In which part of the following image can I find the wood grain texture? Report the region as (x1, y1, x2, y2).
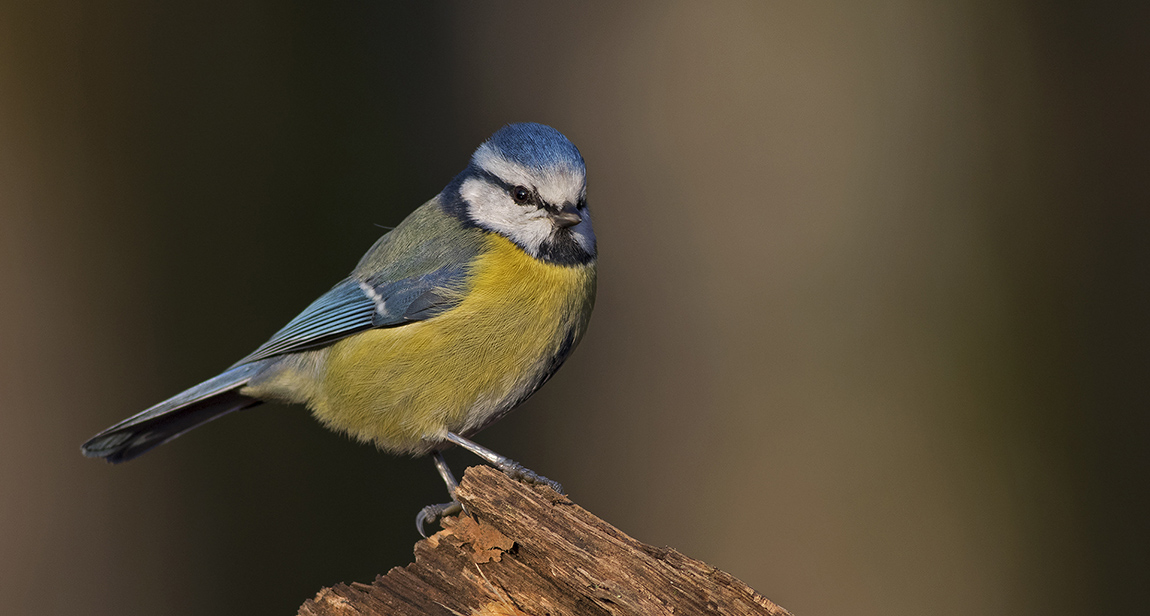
(299, 466, 791, 616)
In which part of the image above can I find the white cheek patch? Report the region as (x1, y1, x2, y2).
(472, 146, 585, 207)
(460, 177, 554, 257)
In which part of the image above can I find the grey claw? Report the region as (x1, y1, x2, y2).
(539, 476, 564, 494)
(416, 500, 463, 537)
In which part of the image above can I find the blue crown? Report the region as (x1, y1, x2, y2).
(484, 123, 584, 171)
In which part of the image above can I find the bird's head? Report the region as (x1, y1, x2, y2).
(447, 123, 595, 265)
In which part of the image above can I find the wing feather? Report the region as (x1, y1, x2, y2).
(235, 201, 487, 364)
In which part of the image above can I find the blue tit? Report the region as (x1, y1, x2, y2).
(82, 123, 596, 530)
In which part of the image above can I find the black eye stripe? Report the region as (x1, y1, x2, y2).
(474, 169, 541, 206)
(471, 168, 583, 212)
(475, 169, 516, 192)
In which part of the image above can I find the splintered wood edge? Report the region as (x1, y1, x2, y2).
(298, 466, 791, 616)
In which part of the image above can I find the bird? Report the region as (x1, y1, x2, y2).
(81, 122, 597, 533)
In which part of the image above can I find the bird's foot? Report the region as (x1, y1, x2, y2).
(495, 459, 564, 495)
(443, 432, 565, 495)
(415, 500, 463, 538)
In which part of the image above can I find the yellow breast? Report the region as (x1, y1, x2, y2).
(308, 234, 595, 454)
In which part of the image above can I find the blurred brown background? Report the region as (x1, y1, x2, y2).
(2, 2, 1147, 615)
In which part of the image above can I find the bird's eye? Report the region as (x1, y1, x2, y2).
(510, 185, 532, 205)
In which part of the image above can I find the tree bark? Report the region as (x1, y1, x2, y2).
(299, 466, 792, 616)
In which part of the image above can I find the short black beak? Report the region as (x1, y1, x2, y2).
(550, 203, 582, 229)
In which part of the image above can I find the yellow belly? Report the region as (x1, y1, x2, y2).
(305, 234, 594, 454)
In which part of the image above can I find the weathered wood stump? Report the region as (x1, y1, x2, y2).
(299, 466, 791, 616)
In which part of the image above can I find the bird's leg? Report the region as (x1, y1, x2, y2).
(432, 449, 460, 496)
(415, 450, 464, 537)
(445, 432, 564, 494)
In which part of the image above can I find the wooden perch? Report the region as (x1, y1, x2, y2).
(299, 466, 791, 616)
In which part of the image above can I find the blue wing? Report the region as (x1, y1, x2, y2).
(235, 279, 377, 364)
(366, 263, 470, 326)
(235, 266, 470, 365)
(234, 201, 486, 365)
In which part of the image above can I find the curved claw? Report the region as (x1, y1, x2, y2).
(415, 500, 463, 538)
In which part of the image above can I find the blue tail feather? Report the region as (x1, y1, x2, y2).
(81, 363, 265, 463)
